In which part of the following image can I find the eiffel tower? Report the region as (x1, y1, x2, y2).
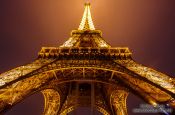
(0, 2, 175, 115)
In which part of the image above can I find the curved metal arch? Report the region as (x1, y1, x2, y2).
(42, 67, 173, 106)
(34, 65, 175, 96)
(3, 58, 174, 100)
(95, 106, 110, 115)
(0, 66, 174, 113)
(9, 66, 172, 104)
(47, 77, 168, 106)
(60, 105, 110, 115)
(60, 106, 75, 115)
(39, 67, 172, 114)
(0, 67, 117, 113)
(42, 67, 174, 97)
(0, 65, 122, 89)
(47, 75, 170, 108)
(42, 89, 60, 115)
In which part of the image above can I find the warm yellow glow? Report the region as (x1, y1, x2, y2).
(78, 3, 95, 30)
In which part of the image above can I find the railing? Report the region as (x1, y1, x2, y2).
(38, 47, 132, 60)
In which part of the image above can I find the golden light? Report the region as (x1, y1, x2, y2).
(78, 2, 95, 30)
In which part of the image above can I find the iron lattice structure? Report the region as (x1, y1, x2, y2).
(0, 3, 175, 115)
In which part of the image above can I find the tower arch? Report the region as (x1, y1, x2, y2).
(0, 2, 174, 115)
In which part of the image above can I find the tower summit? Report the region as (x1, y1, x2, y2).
(78, 2, 95, 30)
(60, 2, 111, 48)
(0, 2, 174, 115)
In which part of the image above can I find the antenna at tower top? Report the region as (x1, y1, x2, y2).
(78, 2, 95, 30)
(86, 0, 91, 3)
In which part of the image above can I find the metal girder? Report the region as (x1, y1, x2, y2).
(0, 58, 174, 114)
(58, 83, 111, 115)
(0, 2, 174, 115)
(117, 60, 175, 94)
(42, 89, 60, 115)
(114, 73, 171, 102)
(0, 59, 55, 88)
(0, 72, 55, 114)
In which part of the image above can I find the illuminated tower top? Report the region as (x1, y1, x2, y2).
(60, 2, 111, 48)
(78, 3, 95, 30)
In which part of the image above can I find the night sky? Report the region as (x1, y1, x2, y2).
(0, 0, 175, 115)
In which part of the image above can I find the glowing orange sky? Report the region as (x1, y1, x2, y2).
(0, 0, 175, 115)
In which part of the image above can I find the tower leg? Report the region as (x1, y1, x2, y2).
(111, 90, 128, 115)
(42, 89, 60, 115)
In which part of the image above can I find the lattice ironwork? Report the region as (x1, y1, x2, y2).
(0, 2, 174, 115)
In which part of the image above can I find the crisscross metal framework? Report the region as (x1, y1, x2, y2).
(0, 2, 175, 115)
